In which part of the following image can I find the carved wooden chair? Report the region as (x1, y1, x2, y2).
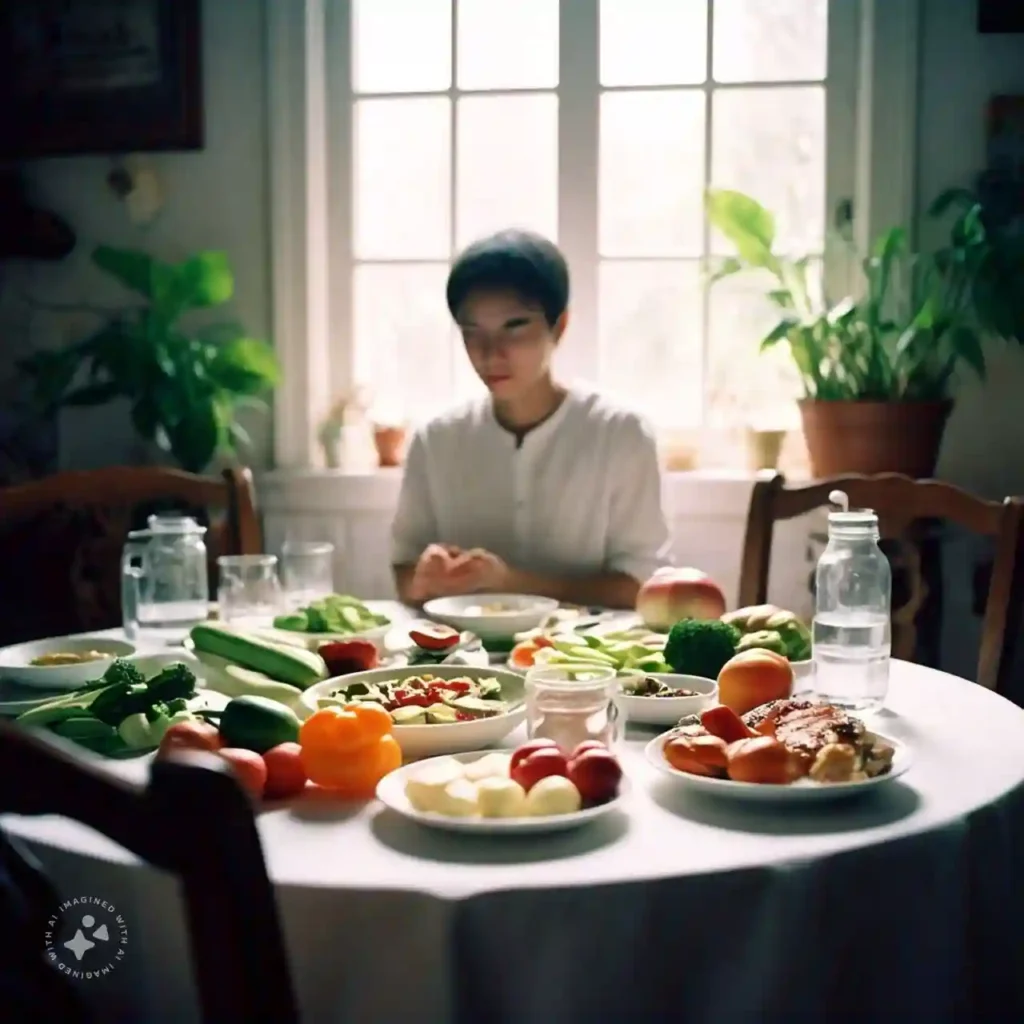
(0, 722, 299, 1023)
(0, 467, 262, 645)
(739, 472, 1024, 693)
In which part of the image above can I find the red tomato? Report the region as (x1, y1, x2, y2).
(509, 738, 559, 772)
(567, 749, 622, 805)
(218, 748, 267, 800)
(510, 748, 569, 792)
(262, 742, 308, 800)
(157, 721, 222, 759)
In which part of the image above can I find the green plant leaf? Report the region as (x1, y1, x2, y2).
(759, 318, 800, 351)
(175, 252, 234, 308)
(948, 325, 986, 379)
(165, 401, 220, 473)
(705, 189, 778, 271)
(928, 187, 977, 219)
(92, 246, 175, 301)
(707, 257, 744, 286)
(208, 337, 281, 394)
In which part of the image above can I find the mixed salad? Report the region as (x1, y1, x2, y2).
(620, 676, 699, 698)
(317, 673, 509, 726)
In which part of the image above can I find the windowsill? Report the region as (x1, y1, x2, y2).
(255, 466, 803, 518)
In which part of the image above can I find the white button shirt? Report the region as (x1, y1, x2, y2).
(391, 388, 673, 583)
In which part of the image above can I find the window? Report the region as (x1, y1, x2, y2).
(298, 0, 857, 466)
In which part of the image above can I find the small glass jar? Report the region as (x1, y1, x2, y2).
(281, 540, 335, 604)
(217, 554, 283, 629)
(523, 664, 620, 750)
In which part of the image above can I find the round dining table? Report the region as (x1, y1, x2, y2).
(4, 624, 1024, 1023)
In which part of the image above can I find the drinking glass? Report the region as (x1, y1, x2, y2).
(523, 664, 620, 749)
(281, 540, 335, 604)
(217, 554, 283, 628)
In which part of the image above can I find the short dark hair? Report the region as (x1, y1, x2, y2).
(445, 229, 570, 327)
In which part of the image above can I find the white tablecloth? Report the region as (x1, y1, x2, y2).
(5, 644, 1024, 1022)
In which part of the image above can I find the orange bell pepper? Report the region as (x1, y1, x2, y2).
(299, 703, 401, 797)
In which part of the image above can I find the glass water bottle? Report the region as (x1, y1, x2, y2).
(812, 490, 892, 712)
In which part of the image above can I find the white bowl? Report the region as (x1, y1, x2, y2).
(791, 658, 813, 692)
(422, 594, 559, 642)
(0, 637, 136, 691)
(299, 664, 526, 761)
(616, 673, 717, 726)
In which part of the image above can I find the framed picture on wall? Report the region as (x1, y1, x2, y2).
(978, 0, 1024, 34)
(0, 0, 203, 158)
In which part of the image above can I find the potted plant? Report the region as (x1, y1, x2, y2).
(20, 245, 280, 474)
(705, 188, 1021, 478)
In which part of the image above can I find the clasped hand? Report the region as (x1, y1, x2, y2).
(410, 544, 509, 603)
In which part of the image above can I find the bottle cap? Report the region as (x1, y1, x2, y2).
(826, 490, 877, 529)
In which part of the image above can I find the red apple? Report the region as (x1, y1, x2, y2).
(509, 738, 560, 773)
(567, 749, 622, 805)
(510, 748, 569, 792)
(636, 567, 727, 631)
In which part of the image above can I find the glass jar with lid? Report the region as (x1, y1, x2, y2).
(811, 490, 892, 712)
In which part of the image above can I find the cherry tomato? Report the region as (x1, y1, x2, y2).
(509, 738, 559, 772)
(218, 748, 268, 799)
(262, 742, 308, 800)
(157, 721, 222, 759)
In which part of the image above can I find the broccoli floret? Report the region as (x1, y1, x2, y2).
(664, 619, 741, 679)
(146, 662, 198, 703)
(101, 658, 146, 689)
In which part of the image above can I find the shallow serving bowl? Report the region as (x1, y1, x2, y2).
(299, 664, 526, 761)
(616, 673, 717, 727)
(422, 594, 559, 642)
(0, 637, 136, 691)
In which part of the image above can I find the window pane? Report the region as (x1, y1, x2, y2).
(354, 98, 451, 260)
(706, 262, 821, 428)
(600, 91, 705, 257)
(353, 264, 455, 423)
(713, 0, 827, 83)
(457, 0, 558, 91)
(352, 0, 452, 94)
(598, 261, 703, 428)
(456, 95, 558, 247)
(711, 87, 825, 255)
(600, 0, 707, 87)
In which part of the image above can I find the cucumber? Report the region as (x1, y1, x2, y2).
(190, 622, 327, 687)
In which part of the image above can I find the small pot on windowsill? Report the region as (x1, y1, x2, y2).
(373, 424, 407, 468)
(744, 427, 786, 472)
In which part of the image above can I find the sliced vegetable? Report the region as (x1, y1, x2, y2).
(190, 622, 327, 687)
(409, 625, 460, 651)
(272, 594, 390, 636)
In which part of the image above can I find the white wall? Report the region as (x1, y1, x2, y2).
(0, 0, 272, 470)
(919, 0, 1024, 500)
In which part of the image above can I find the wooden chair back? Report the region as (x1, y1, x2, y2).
(0, 723, 299, 1023)
(0, 467, 261, 645)
(739, 472, 1024, 693)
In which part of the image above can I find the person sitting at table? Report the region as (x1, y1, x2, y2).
(391, 228, 673, 609)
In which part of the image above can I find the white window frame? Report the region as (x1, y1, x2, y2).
(268, 0, 920, 471)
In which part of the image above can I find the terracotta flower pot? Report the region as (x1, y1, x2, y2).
(798, 399, 953, 479)
(373, 425, 407, 467)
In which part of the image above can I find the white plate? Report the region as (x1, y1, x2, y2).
(247, 623, 392, 653)
(616, 674, 717, 726)
(0, 653, 221, 719)
(300, 665, 526, 761)
(422, 594, 559, 642)
(645, 729, 912, 803)
(376, 750, 628, 834)
(0, 637, 137, 691)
